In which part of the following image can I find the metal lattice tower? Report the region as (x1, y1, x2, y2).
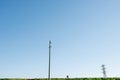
(101, 64, 107, 78)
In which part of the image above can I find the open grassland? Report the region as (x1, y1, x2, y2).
(0, 78, 120, 80)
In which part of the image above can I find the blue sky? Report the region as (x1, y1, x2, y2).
(0, 0, 120, 78)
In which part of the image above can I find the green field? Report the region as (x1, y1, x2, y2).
(0, 78, 120, 80)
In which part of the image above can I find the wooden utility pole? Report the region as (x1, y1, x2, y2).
(48, 40, 51, 80)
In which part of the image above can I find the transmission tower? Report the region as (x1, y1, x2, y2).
(101, 64, 107, 78)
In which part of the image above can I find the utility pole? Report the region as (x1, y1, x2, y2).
(101, 64, 107, 78)
(48, 40, 51, 80)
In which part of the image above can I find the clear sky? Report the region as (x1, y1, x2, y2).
(0, 0, 120, 78)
